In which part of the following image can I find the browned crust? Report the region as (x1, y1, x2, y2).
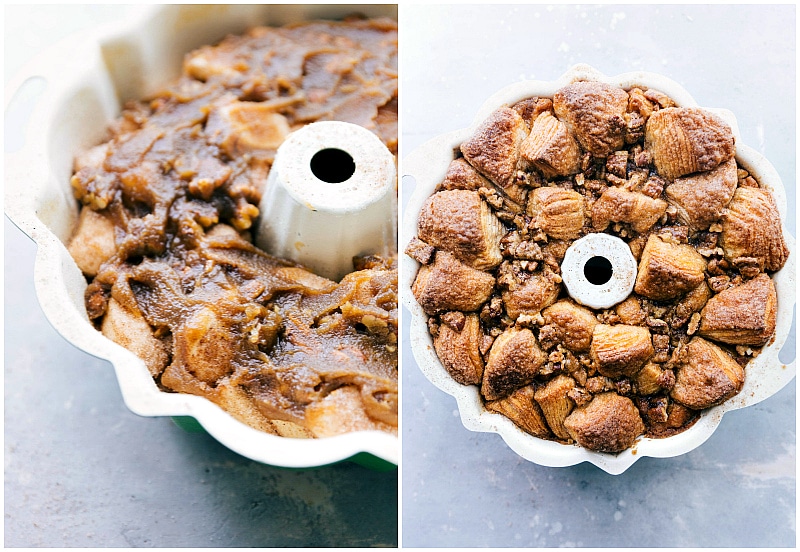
(520, 111, 582, 178)
(553, 81, 629, 157)
(417, 189, 504, 270)
(439, 158, 493, 192)
(482, 327, 546, 400)
(645, 107, 735, 180)
(666, 158, 737, 231)
(486, 384, 553, 439)
(564, 392, 645, 452)
(528, 186, 585, 240)
(433, 313, 485, 385)
(698, 273, 778, 346)
(541, 300, 597, 353)
(460, 107, 528, 189)
(591, 324, 654, 378)
(634, 234, 707, 301)
(670, 337, 745, 409)
(501, 269, 561, 320)
(411, 250, 495, 315)
(408, 81, 787, 454)
(591, 187, 667, 234)
(534, 374, 577, 440)
(720, 187, 789, 272)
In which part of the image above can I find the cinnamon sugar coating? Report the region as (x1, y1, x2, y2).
(439, 158, 493, 192)
(591, 187, 667, 234)
(417, 189, 504, 270)
(482, 327, 546, 400)
(720, 187, 789, 273)
(534, 374, 577, 440)
(433, 313, 485, 385)
(486, 385, 552, 438)
(528, 187, 585, 240)
(501, 269, 561, 320)
(634, 234, 707, 301)
(564, 392, 645, 453)
(553, 81, 629, 157)
(698, 273, 777, 346)
(541, 300, 597, 353)
(671, 337, 745, 409)
(520, 111, 582, 178)
(666, 158, 738, 231)
(645, 107, 735, 180)
(460, 107, 528, 190)
(590, 324, 654, 378)
(412, 250, 495, 315)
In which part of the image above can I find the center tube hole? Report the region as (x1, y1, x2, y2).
(310, 148, 356, 183)
(584, 256, 613, 285)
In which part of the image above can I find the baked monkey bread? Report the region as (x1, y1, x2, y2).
(407, 80, 788, 453)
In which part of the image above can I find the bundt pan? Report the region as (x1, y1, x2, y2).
(400, 64, 795, 474)
(5, 4, 398, 470)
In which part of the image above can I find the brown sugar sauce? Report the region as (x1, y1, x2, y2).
(68, 17, 398, 438)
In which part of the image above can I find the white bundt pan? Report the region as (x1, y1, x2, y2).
(401, 64, 795, 475)
(5, 4, 398, 470)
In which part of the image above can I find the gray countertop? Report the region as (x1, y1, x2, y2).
(399, 4, 795, 548)
(4, 5, 396, 547)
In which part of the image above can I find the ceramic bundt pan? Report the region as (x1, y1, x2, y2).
(400, 64, 795, 475)
(5, 4, 398, 470)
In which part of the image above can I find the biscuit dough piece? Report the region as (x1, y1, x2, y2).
(533, 374, 577, 440)
(412, 250, 495, 315)
(635, 362, 666, 396)
(101, 298, 170, 378)
(553, 81, 629, 157)
(501, 269, 561, 320)
(645, 107, 736, 180)
(460, 107, 529, 190)
(591, 324, 654, 378)
(439, 158, 493, 192)
(527, 187, 585, 241)
(698, 273, 778, 346)
(591, 187, 667, 234)
(304, 386, 396, 438)
(541, 299, 598, 353)
(645, 401, 698, 439)
(615, 296, 647, 326)
(68, 208, 117, 277)
(666, 158, 738, 231)
(720, 187, 789, 273)
(486, 385, 552, 439)
(520, 111, 582, 178)
(205, 100, 291, 156)
(417, 189, 505, 270)
(433, 313, 485, 386)
(671, 337, 745, 409)
(172, 306, 237, 384)
(634, 234, 707, 301)
(481, 327, 546, 400)
(439, 157, 527, 213)
(564, 392, 645, 452)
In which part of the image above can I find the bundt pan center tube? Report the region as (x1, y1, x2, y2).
(561, 233, 638, 310)
(256, 121, 397, 282)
